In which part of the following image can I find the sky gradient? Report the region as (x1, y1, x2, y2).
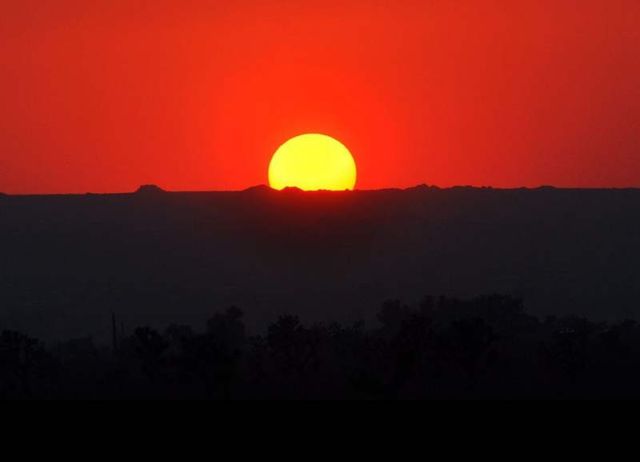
(1, 0, 639, 194)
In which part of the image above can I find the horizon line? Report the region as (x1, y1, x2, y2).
(2, 183, 640, 197)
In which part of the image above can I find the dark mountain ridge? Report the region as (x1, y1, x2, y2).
(1, 186, 639, 343)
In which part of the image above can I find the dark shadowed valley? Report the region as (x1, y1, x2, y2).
(1, 186, 639, 343)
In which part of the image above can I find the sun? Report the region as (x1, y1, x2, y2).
(269, 134, 357, 191)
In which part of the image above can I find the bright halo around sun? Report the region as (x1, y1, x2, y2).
(269, 134, 357, 191)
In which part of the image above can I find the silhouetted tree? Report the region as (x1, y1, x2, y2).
(0, 330, 54, 398)
(263, 315, 328, 398)
(438, 318, 496, 392)
(130, 327, 169, 384)
(180, 307, 247, 399)
(4, 295, 640, 399)
(542, 316, 597, 391)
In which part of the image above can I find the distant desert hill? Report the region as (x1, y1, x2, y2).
(135, 184, 167, 195)
(1, 186, 639, 342)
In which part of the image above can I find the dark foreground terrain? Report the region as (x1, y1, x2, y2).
(3, 295, 640, 399)
(2, 186, 640, 399)
(1, 186, 639, 344)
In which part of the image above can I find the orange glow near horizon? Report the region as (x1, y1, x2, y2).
(1, 1, 640, 194)
(269, 134, 357, 191)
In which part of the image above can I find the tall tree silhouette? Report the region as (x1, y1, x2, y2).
(0, 331, 52, 398)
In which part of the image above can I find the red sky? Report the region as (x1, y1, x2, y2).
(1, 0, 639, 194)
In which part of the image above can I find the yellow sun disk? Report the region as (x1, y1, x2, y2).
(269, 134, 357, 191)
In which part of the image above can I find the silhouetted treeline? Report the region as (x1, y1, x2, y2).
(3, 295, 640, 399)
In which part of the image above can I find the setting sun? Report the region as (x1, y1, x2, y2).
(268, 134, 357, 191)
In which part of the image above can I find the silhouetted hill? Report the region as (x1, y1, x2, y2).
(1, 186, 639, 342)
(135, 184, 166, 195)
(243, 184, 271, 193)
